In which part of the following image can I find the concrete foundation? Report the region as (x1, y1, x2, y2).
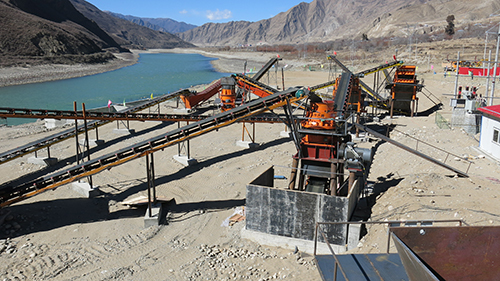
(71, 182, 100, 198)
(347, 224, 362, 251)
(113, 128, 135, 135)
(44, 119, 71, 129)
(79, 138, 105, 147)
(451, 108, 480, 135)
(280, 131, 291, 138)
(241, 227, 343, 255)
(246, 167, 362, 248)
(236, 140, 259, 149)
(173, 155, 198, 166)
(113, 105, 128, 112)
(144, 203, 163, 228)
(27, 157, 58, 166)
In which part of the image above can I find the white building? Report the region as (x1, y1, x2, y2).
(478, 105, 500, 160)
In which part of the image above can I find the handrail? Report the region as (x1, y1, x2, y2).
(389, 126, 474, 174)
(355, 123, 470, 177)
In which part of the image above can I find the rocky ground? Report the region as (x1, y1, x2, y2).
(0, 47, 498, 280)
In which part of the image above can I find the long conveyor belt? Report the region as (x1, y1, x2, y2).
(252, 57, 281, 81)
(310, 59, 403, 94)
(0, 107, 282, 123)
(234, 73, 278, 97)
(327, 55, 395, 104)
(0, 87, 307, 207)
(0, 89, 190, 165)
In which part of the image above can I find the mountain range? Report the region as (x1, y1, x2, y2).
(0, 0, 193, 66)
(2, 0, 500, 67)
(177, 0, 500, 46)
(104, 11, 197, 34)
(69, 0, 194, 50)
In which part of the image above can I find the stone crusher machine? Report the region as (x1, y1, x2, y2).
(387, 65, 424, 117)
(245, 72, 373, 252)
(289, 72, 370, 196)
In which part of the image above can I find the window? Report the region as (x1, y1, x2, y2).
(494, 128, 499, 144)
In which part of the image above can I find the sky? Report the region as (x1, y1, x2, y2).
(86, 0, 313, 26)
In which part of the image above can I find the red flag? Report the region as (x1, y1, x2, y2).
(107, 100, 112, 108)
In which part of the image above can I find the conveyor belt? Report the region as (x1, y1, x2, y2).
(333, 73, 353, 117)
(310, 80, 336, 92)
(310, 61, 403, 93)
(179, 80, 222, 109)
(252, 57, 281, 81)
(0, 107, 208, 122)
(0, 89, 189, 165)
(356, 60, 404, 77)
(0, 88, 307, 207)
(234, 74, 278, 97)
(327, 55, 390, 104)
(179, 57, 281, 110)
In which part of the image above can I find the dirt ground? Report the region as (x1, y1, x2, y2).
(0, 50, 499, 280)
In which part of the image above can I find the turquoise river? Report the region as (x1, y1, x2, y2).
(0, 53, 229, 125)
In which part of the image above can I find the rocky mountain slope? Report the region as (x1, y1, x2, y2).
(0, 0, 124, 66)
(178, 0, 500, 46)
(70, 0, 195, 50)
(105, 12, 197, 34)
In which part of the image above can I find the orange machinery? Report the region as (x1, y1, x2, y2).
(179, 57, 281, 111)
(389, 65, 421, 117)
(220, 77, 237, 111)
(289, 73, 371, 196)
(180, 80, 222, 110)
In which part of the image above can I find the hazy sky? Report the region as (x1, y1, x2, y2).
(86, 0, 312, 26)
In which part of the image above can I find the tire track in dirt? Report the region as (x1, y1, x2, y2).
(1, 226, 160, 280)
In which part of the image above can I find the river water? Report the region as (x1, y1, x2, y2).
(0, 53, 229, 125)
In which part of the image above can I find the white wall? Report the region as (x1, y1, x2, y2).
(480, 115, 500, 160)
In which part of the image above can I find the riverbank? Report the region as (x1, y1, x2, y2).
(0, 51, 139, 88)
(0, 48, 271, 88)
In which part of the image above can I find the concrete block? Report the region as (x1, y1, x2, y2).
(241, 227, 345, 255)
(44, 118, 71, 129)
(347, 223, 362, 251)
(173, 155, 198, 166)
(280, 131, 291, 138)
(113, 128, 135, 135)
(79, 138, 105, 147)
(246, 183, 353, 246)
(144, 203, 163, 228)
(28, 157, 58, 166)
(113, 105, 128, 112)
(173, 108, 192, 114)
(71, 182, 101, 198)
(236, 140, 259, 149)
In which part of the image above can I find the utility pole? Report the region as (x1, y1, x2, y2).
(486, 50, 492, 99)
(454, 52, 460, 99)
(490, 24, 500, 106)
